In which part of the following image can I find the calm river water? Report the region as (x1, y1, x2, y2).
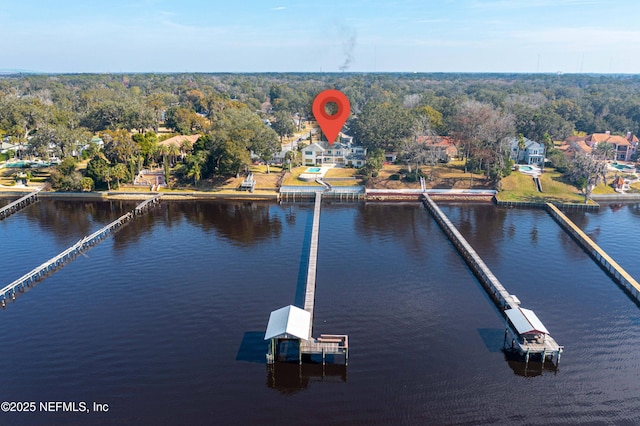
(1, 199, 640, 425)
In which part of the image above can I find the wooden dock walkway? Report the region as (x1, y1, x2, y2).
(0, 189, 40, 220)
(304, 192, 322, 336)
(422, 194, 519, 310)
(299, 192, 349, 364)
(547, 203, 640, 304)
(134, 193, 162, 214)
(422, 193, 562, 365)
(1, 195, 162, 306)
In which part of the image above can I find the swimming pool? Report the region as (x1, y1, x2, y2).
(305, 167, 322, 173)
(519, 166, 533, 172)
(612, 163, 636, 172)
(3, 161, 29, 168)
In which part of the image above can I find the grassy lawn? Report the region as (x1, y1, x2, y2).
(324, 167, 357, 178)
(629, 182, 640, 193)
(428, 160, 490, 189)
(282, 167, 323, 187)
(249, 164, 283, 174)
(497, 168, 587, 203)
(367, 160, 490, 190)
(592, 181, 617, 194)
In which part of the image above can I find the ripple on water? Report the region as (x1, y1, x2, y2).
(2, 201, 640, 424)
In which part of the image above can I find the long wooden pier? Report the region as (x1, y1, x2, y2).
(298, 192, 349, 364)
(547, 203, 640, 303)
(0, 189, 40, 220)
(1, 195, 162, 306)
(422, 193, 562, 365)
(266, 192, 348, 365)
(303, 192, 322, 335)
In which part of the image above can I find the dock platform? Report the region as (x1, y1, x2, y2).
(422, 193, 562, 365)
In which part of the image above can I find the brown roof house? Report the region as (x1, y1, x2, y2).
(584, 131, 638, 161)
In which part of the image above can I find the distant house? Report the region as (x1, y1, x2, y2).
(417, 136, 459, 160)
(584, 131, 638, 161)
(509, 137, 545, 165)
(90, 137, 105, 149)
(0, 140, 18, 154)
(158, 134, 200, 160)
(302, 135, 366, 167)
(384, 152, 398, 163)
(157, 134, 200, 149)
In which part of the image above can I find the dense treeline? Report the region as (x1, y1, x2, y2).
(1, 72, 640, 188)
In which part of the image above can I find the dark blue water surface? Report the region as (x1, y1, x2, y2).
(0, 199, 639, 425)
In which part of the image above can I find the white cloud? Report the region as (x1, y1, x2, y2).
(272, 6, 286, 11)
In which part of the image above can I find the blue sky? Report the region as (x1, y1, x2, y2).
(2, 0, 640, 73)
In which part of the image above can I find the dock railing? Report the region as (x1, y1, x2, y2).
(0, 189, 40, 220)
(1, 195, 162, 306)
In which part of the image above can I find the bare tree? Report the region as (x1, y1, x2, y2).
(568, 154, 609, 203)
(453, 100, 515, 181)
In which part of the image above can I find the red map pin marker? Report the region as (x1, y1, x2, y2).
(312, 89, 350, 145)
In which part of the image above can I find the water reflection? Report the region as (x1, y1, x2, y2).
(112, 201, 284, 249)
(355, 203, 428, 258)
(443, 203, 508, 256)
(503, 351, 558, 377)
(266, 363, 347, 395)
(22, 200, 136, 244)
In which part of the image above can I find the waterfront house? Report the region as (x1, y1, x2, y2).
(417, 136, 459, 160)
(302, 135, 366, 167)
(158, 134, 199, 161)
(509, 136, 545, 165)
(584, 131, 638, 161)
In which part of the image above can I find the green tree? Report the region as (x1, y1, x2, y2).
(349, 102, 411, 152)
(58, 156, 77, 176)
(81, 177, 95, 191)
(111, 163, 128, 188)
(102, 129, 138, 165)
(165, 106, 207, 134)
(516, 133, 526, 164)
(86, 155, 110, 189)
(132, 132, 158, 165)
(593, 142, 615, 161)
(271, 110, 295, 143)
(187, 151, 207, 185)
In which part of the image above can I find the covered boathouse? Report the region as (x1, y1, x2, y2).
(505, 306, 562, 365)
(264, 305, 348, 365)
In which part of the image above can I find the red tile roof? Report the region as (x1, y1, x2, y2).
(586, 133, 630, 146)
(158, 134, 200, 148)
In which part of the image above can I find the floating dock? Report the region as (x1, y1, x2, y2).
(1, 195, 162, 306)
(0, 189, 40, 220)
(422, 193, 562, 365)
(266, 192, 348, 365)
